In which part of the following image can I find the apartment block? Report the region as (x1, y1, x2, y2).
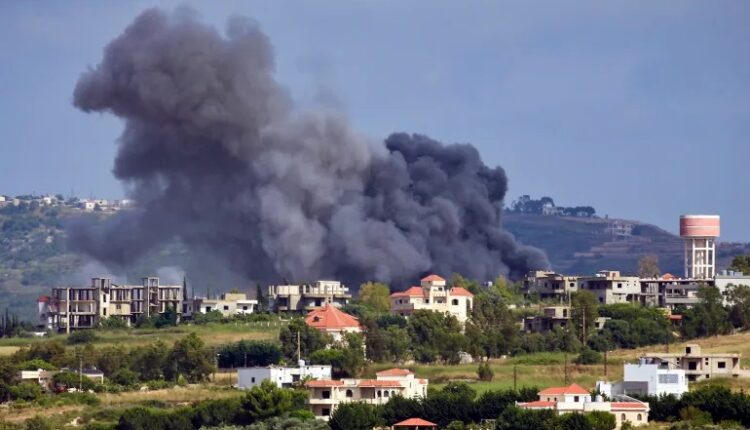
(597, 358, 688, 398)
(44, 277, 184, 332)
(640, 344, 750, 382)
(523, 306, 571, 333)
(578, 271, 641, 304)
(389, 274, 474, 324)
(304, 368, 427, 421)
(522, 271, 579, 301)
(267, 280, 351, 312)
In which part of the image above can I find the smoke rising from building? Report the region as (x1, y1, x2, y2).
(69, 8, 548, 287)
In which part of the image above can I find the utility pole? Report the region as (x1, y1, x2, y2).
(79, 353, 83, 392)
(582, 309, 586, 344)
(297, 330, 301, 362)
(513, 365, 517, 391)
(604, 350, 608, 378)
(564, 351, 569, 385)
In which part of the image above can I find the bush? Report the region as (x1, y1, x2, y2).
(477, 362, 494, 381)
(110, 369, 138, 387)
(67, 330, 99, 345)
(24, 416, 52, 430)
(574, 347, 602, 365)
(9, 382, 43, 401)
(52, 371, 97, 391)
(99, 317, 129, 330)
(17, 359, 56, 371)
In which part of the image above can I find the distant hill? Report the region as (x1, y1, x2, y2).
(503, 212, 749, 276)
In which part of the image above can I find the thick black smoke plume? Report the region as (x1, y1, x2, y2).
(69, 8, 548, 287)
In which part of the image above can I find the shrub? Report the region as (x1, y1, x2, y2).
(477, 362, 494, 381)
(9, 382, 43, 401)
(17, 359, 56, 371)
(24, 416, 52, 430)
(67, 330, 99, 345)
(52, 371, 97, 391)
(110, 369, 138, 387)
(99, 317, 129, 330)
(574, 347, 602, 365)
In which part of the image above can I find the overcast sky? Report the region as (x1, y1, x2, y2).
(1, 1, 748, 240)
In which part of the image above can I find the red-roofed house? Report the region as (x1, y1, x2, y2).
(518, 384, 649, 429)
(304, 368, 428, 421)
(389, 275, 474, 323)
(305, 304, 362, 342)
(392, 417, 437, 429)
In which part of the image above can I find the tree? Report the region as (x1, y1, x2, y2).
(587, 410, 616, 430)
(496, 407, 559, 430)
(155, 306, 178, 328)
(328, 402, 382, 430)
(24, 416, 52, 430)
(571, 291, 598, 342)
(451, 273, 482, 295)
(256, 284, 268, 312)
(638, 255, 661, 278)
(729, 255, 750, 275)
(682, 285, 731, 338)
(279, 319, 330, 362)
(465, 288, 518, 358)
(381, 395, 425, 426)
(246, 417, 329, 430)
(357, 282, 391, 313)
(241, 380, 307, 422)
(111, 368, 139, 387)
(558, 412, 593, 430)
(727, 284, 750, 330)
(406, 310, 465, 363)
(573, 347, 602, 365)
(131, 341, 169, 381)
(167, 333, 214, 383)
(423, 382, 476, 427)
(217, 341, 282, 368)
(477, 362, 494, 381)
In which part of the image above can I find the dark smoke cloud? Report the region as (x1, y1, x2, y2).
(69, 7, 548, 288)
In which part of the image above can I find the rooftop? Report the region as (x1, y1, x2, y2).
(304, 304, 360, 331)
(539, 383, 589, 396)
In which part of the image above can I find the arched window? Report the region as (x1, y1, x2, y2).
(621, 414, 626, 421)
(637, 414, 642, 421)
(384, 391, 390, 397)
(345, 389, 353, 398)
(377, 390, 382, 397)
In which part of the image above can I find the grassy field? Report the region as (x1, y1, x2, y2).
(0, 321, 282, 356)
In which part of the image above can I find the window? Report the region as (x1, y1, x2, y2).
(346, 389, 353, 398)
(637, 414, 642, 421)
(452, 299, 459, 306)
(206, 306, 212, 312)
(223, 305, 229, 311)
(243, 306, 248, 311)
(621, 414, 626, 421)
(322, 408, 330, 416)
(617, 283, 622, 289)
(103, 308, 107, 316)
(658, 374, 678, 384)
(322, 390, 330, 399)
(574, 396, 580, 402)
(251, 377, 255, 383)
(686, 347, 692, 354)
(384, 391, 389, 397)
(377, 390, 382, 397)
(116, 304, 121, 310)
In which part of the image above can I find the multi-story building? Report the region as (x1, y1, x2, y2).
(305, 304, 362, 342)
(194, 292, 258, 317)
(640, 344, 750, 382)
(304, 368, 428, 421)
(597, 359, 688, 399)
(44, 277, 184, 332)
(389, 275, 474, 324)
(517, 384, 650, 429)
(639, 273, 708, 308)
(268, 280, 351, 312)
(238, 360, 332, 389)
(578, 271, 641, 304)
(522, 271, 579, 301)
(523, 306, 571, 333)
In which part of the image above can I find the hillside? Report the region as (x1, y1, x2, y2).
(503, 213, 749, 275)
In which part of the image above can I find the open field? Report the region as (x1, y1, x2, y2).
(0, 321, 282, 356)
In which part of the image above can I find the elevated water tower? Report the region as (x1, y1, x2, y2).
(679, 215, 720, 279)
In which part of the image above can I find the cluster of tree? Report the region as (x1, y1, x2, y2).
(217, 341, 282, 369)
(642, 384, 750, 428)
(0, 309, 30, 338)
(678, 284, 750, 339)
(328, 383, 573, 430)
(0, 332, 216, 402)
(587, 302, 674, 351)
(278, 319, 365, 377)
(508, 195, 596, 217)
(728, 254, 750, 275)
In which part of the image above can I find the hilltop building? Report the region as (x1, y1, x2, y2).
(517, 384, 649, 429)
(578, 271, 641, 304)
(304, 304, 362, 342)
(522, 271, 579, 301)
(42, 277, 184, 332)
(267, 280, 351, 312)
(640, 344, 749, 382)
(597, 359, 688, 399)
(304, 368, 427, 421)
(389, 274, 474, 324)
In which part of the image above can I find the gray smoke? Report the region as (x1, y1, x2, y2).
(69, 8, 548, 288)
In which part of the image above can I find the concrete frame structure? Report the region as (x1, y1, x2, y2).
(304, 368, 427, 421)
(389, 274, 474, 324)
(578, 271, 641, 304)
(522, 271, 579, 302)
(524, 306, 571, 333)
(680, 215, 720, 279)
(518, 384, 649, 429)
(45, 277, 184, 332)
(268, 280, 351, 312)
(640, 344, 749, 382)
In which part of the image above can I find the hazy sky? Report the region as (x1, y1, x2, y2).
(1, 1, 748, 240)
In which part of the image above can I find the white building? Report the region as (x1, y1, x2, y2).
(522, 271, 579, 301)
(578, 271, 641, 304)
(194, 292, 258, 317)
(238, 361, 332, 389)
(389, 274, 474, 324)
(597, 359, 688, 399)
(305, 368, 428, 421)
(518, 384, 649, 429)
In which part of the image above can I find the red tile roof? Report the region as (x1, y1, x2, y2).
(305, 304, 360, 331)
(669, 314, 683, 320)
(357, 379, 404, 388)
(394, 417, 437, 427)
(450, 287, 474, 297)
(662, 273, 676, 280)
(37, 295, 50, 303)
(304, 379, 344, 388)
(518, 400, 556, 409)
(611, 402, 649, 410)
(376, 368, 413, 377)
(421, 274, 445, 282)
(539, 383, 589, 396)
(390, 286, 424, 298)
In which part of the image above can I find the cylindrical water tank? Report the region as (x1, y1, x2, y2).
(679, 215, 720, 238)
